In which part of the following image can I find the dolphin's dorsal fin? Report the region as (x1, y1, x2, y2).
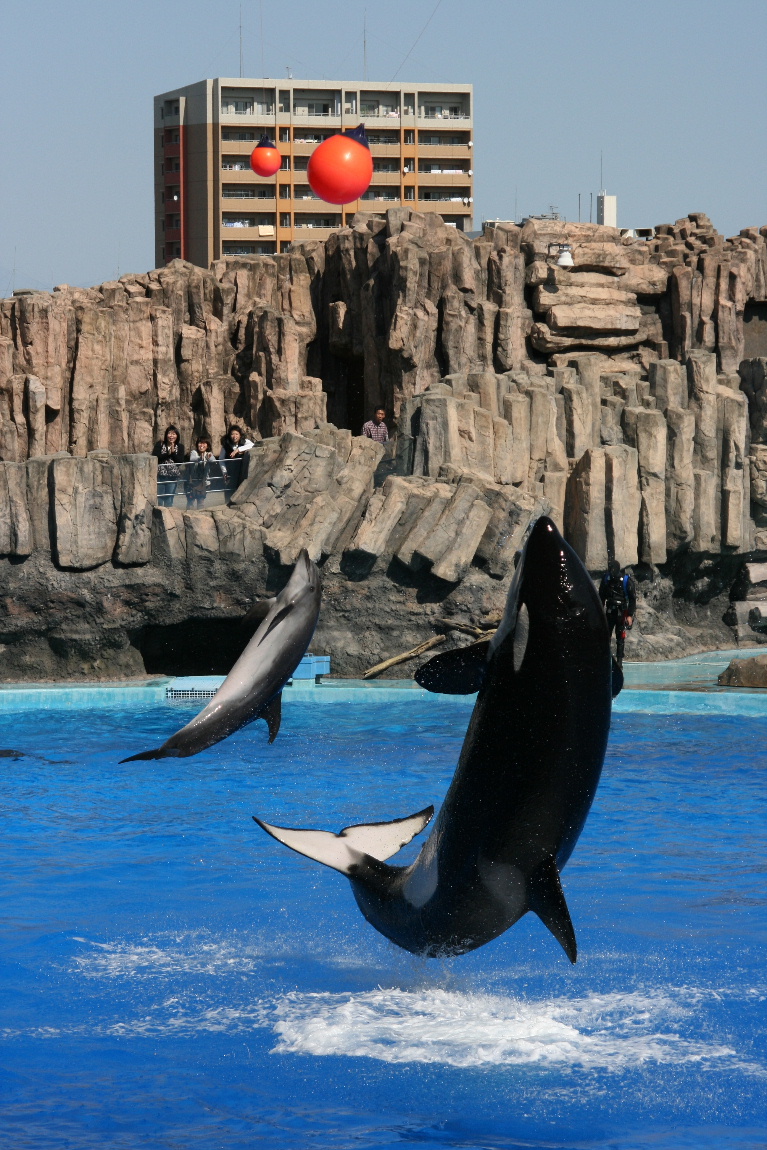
(253, 806, 434, 875)
(415, 641, 489, 695)
(260, 693, 282, 743)
(527, 855, 577, 964)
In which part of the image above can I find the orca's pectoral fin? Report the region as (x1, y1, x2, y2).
(415, 641, 489, 694)
(611, 656, 624, 698)
(259, 693, 282, 743)
(253, 806, 434, 876)
(527, 855, 577, 964)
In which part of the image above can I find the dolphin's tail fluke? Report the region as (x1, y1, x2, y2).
(527, 855, 578, 964)
(253, 806, 434, 875)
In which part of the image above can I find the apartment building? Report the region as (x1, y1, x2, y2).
(154, 78, 473, 266)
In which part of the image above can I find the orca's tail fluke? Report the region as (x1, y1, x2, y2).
(253, 806, 435, 876)
(527, 855, 578, 964)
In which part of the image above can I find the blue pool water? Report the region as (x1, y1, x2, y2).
(0, 694, 765, 1149)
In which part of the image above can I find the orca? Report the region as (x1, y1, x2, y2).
(122, 549, 321, 761)
(254, 517, 616, 962)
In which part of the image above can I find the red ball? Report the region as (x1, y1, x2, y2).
(307, 126, 373, 205)
(250, 134, 282, 178)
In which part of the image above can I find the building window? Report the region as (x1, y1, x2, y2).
(280, 213, 291, 227)
(293, 156, 309, 172)
(222, 128, 256, 141)
(403, 159, 415, 174)
(360, 186, 399, 202)
(404, 130, 415, 145)
(279, 90, 291, 113)
(294, 213, 342, 229)
(222, 184, 275, 199)
(221, 155, 250, 170)
(279, 127, 290, 143)
(404, 186, 415, 201)
(373, 158, 399, 173)
(280, 156, 291, 171)
(418, 131, 470, 146)
(344, 92, 357, 114)
(279, 185, 292, 199)
(223, 241, 256, 254)
(306, 101, 331, 116)
(404, 93, 415, 115)
(222, 97, 255, 115)
(366, 130, 399, 146)
(293, 184, 319, 200)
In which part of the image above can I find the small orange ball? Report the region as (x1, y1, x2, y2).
(307, 125, 373, 205)
(250, 134, 282, 178)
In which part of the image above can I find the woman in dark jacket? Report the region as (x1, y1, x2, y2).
(152, 425, 185, 507)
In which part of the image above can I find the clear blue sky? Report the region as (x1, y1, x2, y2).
(0, 0, 764, 292)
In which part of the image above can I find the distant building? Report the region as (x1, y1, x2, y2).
(597, 192, 617, 228)
(154, 78, 474, 267)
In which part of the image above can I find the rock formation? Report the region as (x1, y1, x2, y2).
(1, 209, 767, 679)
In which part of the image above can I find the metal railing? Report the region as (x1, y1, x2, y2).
(156, 457, 244, 510)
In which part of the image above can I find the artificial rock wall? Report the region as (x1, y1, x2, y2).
(2, 209, 767, 677)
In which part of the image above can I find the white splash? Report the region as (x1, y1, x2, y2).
(269, 987, 739, 1070)
(71, 933, 264, 979)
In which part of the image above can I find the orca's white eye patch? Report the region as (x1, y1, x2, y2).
(513, 603, 529, 673)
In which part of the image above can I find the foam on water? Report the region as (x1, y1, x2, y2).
(268, 986, 743, 1070)
(71, 932, 265, 979)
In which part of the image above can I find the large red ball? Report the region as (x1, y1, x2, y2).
(250, 144, 281, 178)
(307, 134, 373, 204)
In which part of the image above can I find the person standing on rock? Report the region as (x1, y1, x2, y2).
(599, 559, 637, 668)
(362, 407, 389, 444)
(153, 425, 185, 508)
(186, 434, 217, 510)
(219, 425, 254, 489)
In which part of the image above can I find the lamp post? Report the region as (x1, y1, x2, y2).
(547, 242, 574, 268)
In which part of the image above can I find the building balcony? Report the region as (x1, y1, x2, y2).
(294, 213, 343, 229)
(165, 227, 181, 242)
(359, 187, 401, 203)
(369, 169, 402, 181)
(222, 194, 277, 208)
(417, 190, 472, 204)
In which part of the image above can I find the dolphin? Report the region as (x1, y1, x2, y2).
(253, 517, 619, 961)
(122, 549, 321, 761)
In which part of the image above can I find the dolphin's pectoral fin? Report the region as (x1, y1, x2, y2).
(253, 806, 434, 875)
(259, 693, 282, 743)
(611, 656, 624, 698)
(241, 598, 276, 625)
(258, 603, 295, 643)
(527, 856, 577, 964)
(415, 641, 489, 694)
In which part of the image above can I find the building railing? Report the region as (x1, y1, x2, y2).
(156, 457, 244, 510)
(421, 111, 470, 120)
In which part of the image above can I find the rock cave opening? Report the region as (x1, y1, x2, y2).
(134, 619, 256, 676)
(744, 301, 767, 359)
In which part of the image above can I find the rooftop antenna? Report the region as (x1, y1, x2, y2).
(363, 10, 368, 81)
(239, 4, 243, 77)
(260, 0, 265, 76)
(600, 150, 603, 194)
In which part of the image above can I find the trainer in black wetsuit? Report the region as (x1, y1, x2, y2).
(599, 559, 637, 667)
